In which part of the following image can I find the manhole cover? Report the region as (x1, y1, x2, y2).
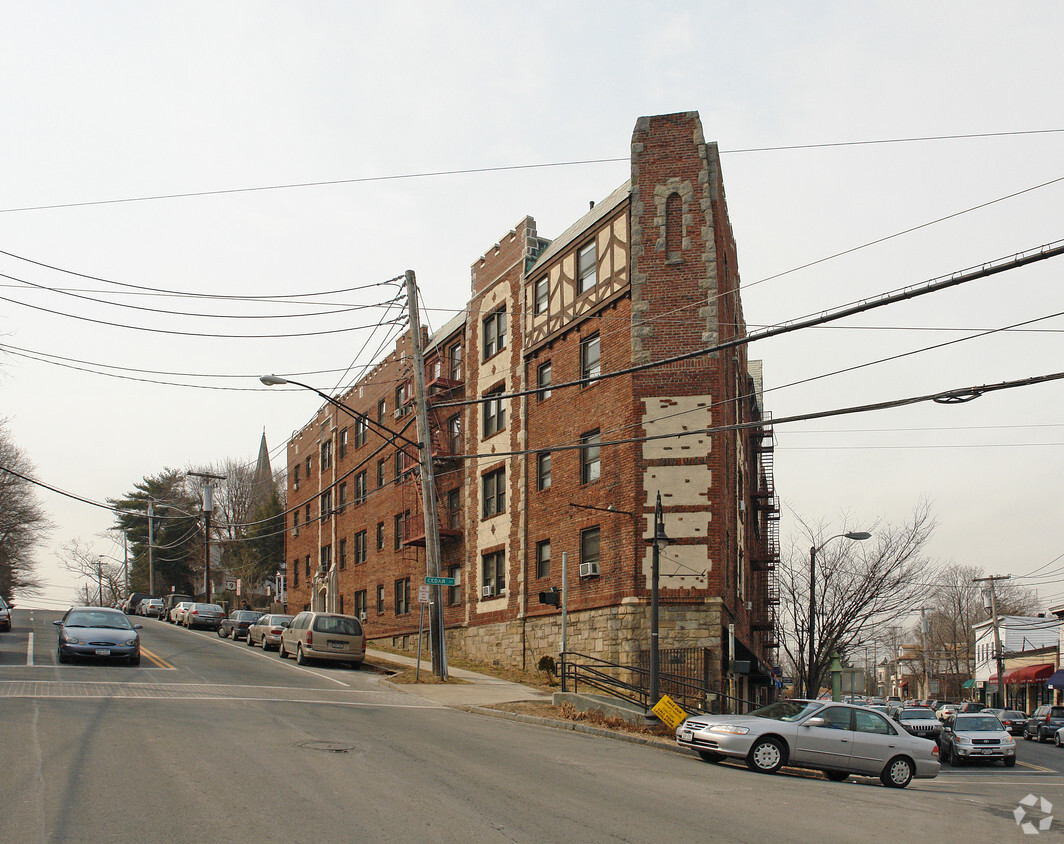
(297, 740, 357, 754)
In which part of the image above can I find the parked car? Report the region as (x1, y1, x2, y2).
(184, 603, 226, 630)
(958, 702, 986, 714)
(983, 708, 1027, 736)
(0, 595, 11, 631)
(169, 601, 195, 625)
(893, 707, 942, 741)
(1024, 704, 1064, 742)
(54, 606, 142, 665)
(940, 713, 1016, 767)
(675, 699, 940, 788)
(121, 592, 151, 615)
(162, 593, 193, 623)
(936, 703, 960, 722)
(278, 611, 365, 668)
(246, 614, 293, 650)
(218, 610, 263, 640)
(138, 598, 165, 618)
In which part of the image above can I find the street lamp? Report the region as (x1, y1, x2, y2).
(646, 492, 671, 711)
(808, 531, 871, 699)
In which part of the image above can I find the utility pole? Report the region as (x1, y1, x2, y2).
(404, 270, 448, 681)
(147, 500, 156, 597)
(887, 626, 900, 697)
(920, 608, 931, 701)
(188, 471, 226, 602)
(974, 574, 1010, 708)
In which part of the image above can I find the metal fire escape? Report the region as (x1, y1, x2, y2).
(750, 414, 779, 653)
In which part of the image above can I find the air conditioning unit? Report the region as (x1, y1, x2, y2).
(393, 408, 404, 419)
(746, 601, 753, 611)
(481, 585, 496, 599)
(452, 570, 461, 586)
(579, 560, 599, 577)
(359, 611, 367, 623)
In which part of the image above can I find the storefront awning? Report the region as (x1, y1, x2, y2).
(1003, 663, 1055, 684)
(1047, 669, 1064, 689)
(962, 678, 976, 689)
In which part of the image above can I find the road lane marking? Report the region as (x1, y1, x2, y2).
(26, 632, 34, 666)
(140, 648, 175, 669)
(1019, 760, 1056, 773)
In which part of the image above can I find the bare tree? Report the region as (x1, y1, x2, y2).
(0, 419, 51, 598)
(56, 539, 125, 606)
(780, 500, 937, 697)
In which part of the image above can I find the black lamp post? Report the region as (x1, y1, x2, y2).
(808, 531, 871, 698)
(647, 492, 671, 709)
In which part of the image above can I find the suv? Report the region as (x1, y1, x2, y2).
(940, 713, 1016, 767)
(278, 611, 365, 668)
(121, 592, 151, 615)
(1024, 705, 1064, 742)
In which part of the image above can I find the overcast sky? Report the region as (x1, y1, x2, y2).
(3, 1, 1063, 612)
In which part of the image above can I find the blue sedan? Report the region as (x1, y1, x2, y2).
(55, 607, 142, 665)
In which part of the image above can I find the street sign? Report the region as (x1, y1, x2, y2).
(651, 694, 688, 730)
(424, 576, 456, 586)
(224, 578, 237, 591)
(418, 585, 431, 604)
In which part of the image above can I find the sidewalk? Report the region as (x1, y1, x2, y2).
(365, 647, 553, 707)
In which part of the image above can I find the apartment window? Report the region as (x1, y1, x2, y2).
(293, 463, 300, 491)
(304, 502, 312, 526)
(536, 539, 551, 579)
(292, 510, 300, 537)
(305, 455, 313, 475)
(483, 388, 506, 437)
(482, 467, 506, 518)
(376, 584, 385, 614)
(447, 488, 461, 530)
(581, 334, 601, 384)
(581, 527, 600, 571)
(320, 438, 331, 471)
(304, 555, 311, 578)
(537, 362, 552, 400)
(449, 342, 463, 381)
(320, 544, 332, 572)
(577, 241, 597, 293)
(377, 457, 387, 489)
(394, 512, 405, 550)
(292, 561, 299, 588)
(394, 450, 406, 482)
(534, 276, 549, 314)
(537, 452, 552, 491)
(338, 595, 344, 614)
(338, 538, 347, 571)
(337, 482, 348, 514)
(354, 418, 368, 448)
(354, 530, 367, 565)
(482, 551, 505, 597)
(354, 589, 367, 620)
(448, 564, 462, 606)
(394, 383, 408, 417)
(580, 430, 601, 484)
(447, 414, 461, 454)
(320, 490, 332, 521)
(354, 471, 367, 504)
(395, 578, 411, 615)
(377, 399, 387, 425)
(338, 428, 348, 459)
(376, 521, 385, 551)
(483, 307, 507, 360)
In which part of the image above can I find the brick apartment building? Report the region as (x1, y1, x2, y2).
(280, 111, 779, 703)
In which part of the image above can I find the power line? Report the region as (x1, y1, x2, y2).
(3, 128, 1060, 215)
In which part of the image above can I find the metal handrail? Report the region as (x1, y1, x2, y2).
(560, 651, 759, 715)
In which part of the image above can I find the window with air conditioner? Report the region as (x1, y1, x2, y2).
(580, 526, 600, 577)
(482, 550, 505, 598)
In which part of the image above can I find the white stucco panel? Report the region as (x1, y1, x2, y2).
(646, 465, 710, 507)
(642, 397, 712, 460)
(644, 512, 708, 541)
(642, 545, 709, 590)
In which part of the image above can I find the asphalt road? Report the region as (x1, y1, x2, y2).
(2, 608, 1062, 842)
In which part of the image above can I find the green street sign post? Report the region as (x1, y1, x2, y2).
(425, 576, 456, 586)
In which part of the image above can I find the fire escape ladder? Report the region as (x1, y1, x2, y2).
(750, 414, 779, 651)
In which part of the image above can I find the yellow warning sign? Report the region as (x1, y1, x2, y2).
(652, 694, 689, 730)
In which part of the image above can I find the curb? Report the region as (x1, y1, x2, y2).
(457, 704, 692, 757)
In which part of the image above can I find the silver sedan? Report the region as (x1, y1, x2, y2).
(676, 699, 940, 788)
